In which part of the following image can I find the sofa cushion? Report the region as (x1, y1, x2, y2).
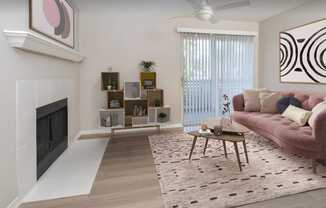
(260, 92, 282, 113)
(276, 96, 302, 113)
(243, 89, 269, 112)
(282, 105, 312, 126)
(243, 90, 261, 112)
(308, 101, 326, 128)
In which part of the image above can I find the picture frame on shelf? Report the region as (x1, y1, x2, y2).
(124, 81, 141, 99)
(140, 72, 156, 89)
(124, 99, 148, 117)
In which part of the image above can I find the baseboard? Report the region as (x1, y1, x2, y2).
(6, 197, 20, 208)
(77, 123, 183, 140)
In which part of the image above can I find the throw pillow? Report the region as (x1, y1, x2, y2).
(282, 105, 312, 126)
(308, 101, 326, 128)
(260, 92, 283, 113)
(277, 96, 302, 114)
(244, 89, 269, 112)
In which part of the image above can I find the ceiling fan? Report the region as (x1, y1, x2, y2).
(170, 0, 251, 24)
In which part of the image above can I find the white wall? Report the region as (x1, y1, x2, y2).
(259, 0, 326, 92)
(0, 1, 80, 207)
(78, 0, 259, 130)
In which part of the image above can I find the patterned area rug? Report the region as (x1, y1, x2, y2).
(149, 132, 326, 208)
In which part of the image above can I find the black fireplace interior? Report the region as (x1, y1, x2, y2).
(37, 98, 68, 179)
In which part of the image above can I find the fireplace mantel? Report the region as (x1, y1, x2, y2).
(3, 30, 84, 63)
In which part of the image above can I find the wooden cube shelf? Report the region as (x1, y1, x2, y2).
(147, 89, 164, 107)
(124, 99, 148, 117)
(99, 109, 124, 128)
(140, 72, 156, 89)
(108, 90, 124, 109)
(148, 106, 171, 123)
(101, 72, 120, 91)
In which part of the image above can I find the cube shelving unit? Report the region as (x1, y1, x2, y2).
(148, 106, 171, 123)
(101, 72, 120, 91)
(147, 89, 164, 107)
(107, 90, 124, 109)
(140, 72, 156, 89)
(99, 108, 124, 128)
(99, 71, 171, 132)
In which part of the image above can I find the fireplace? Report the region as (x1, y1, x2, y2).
(36, 98, 68, 179)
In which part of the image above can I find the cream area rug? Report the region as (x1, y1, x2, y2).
(149, 132, 326, 208)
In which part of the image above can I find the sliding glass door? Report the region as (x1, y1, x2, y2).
(182, 33, 255, 126)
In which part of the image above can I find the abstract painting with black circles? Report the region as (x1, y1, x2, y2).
(280, 18, 326, 84)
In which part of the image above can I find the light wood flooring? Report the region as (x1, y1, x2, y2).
(20, 132, 163, 208)
(20, 129, 326, 208)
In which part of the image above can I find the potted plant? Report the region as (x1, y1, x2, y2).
(140, 60, 156, 72)
(154, 98, 161, 107)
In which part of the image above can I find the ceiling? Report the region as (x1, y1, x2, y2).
(76, 0, 316, 22)
(207, 0, 315, 22)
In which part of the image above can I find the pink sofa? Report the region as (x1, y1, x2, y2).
(232, 91, 326, 173)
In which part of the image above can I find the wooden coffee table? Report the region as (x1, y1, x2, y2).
(187, 119, 250, 171)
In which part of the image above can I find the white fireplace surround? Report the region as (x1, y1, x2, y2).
(16, 78, 78, 199)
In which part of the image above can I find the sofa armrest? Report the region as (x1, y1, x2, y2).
(233, 94, 245, 112)
(313, 110, 326, 158)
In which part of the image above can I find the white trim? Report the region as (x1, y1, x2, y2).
(6, 197, 20, 208)
(77, 123, 183, 139)
(3, 30, 85, 63)
(177, 27, 258, 36)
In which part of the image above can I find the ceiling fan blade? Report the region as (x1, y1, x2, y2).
(186, 0, 206, 10)
(215, 0, 250, 11)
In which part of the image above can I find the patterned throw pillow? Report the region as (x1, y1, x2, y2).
(244, 89, 268, 112)
(260, 92, 283, 113)
(276, 96, 302, 114)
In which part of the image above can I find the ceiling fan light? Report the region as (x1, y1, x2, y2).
(196, 6, 214, 21)
(197, 12, 213, 21)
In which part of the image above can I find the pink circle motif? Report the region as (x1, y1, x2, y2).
(43, 0, 61, 28)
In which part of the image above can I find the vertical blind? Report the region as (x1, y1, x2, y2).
(182, 32, 254, 126)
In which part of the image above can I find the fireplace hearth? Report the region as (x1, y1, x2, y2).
(36, 98, 68, 179)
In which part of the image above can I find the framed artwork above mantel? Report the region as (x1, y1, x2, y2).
(280, 18, 326, 84)
(29, 0, 75, 49)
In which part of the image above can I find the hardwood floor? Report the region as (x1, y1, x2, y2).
(20, 129, 326, 208)
(20, 132, 163, 208)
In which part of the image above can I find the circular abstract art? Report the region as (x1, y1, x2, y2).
(43, 0, 71, 39)
(280, 19, 326, 84)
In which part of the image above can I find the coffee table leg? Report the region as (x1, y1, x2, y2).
(189, 136, 198, 160)
(234, 142, 242, 171)
(222, 140, 228, 158)
(203, 138, 209, 155)
(243, 140, 249, 164)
